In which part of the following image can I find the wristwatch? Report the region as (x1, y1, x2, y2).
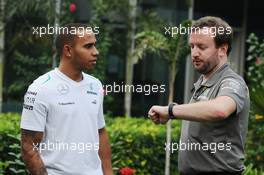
(168, 103, 177, 119)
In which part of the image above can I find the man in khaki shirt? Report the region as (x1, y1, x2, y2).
(148, 16, 250, 175)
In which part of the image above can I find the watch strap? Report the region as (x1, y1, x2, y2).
(168, 103, 176, 119)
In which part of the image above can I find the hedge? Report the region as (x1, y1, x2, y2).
(0, 113, 263, 175)
(107, 117, 180, 175)
(0, 113, 180, 175)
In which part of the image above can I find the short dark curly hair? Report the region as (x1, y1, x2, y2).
(55, 23, 91, 57)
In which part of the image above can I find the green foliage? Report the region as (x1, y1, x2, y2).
(242, 164, 264, 175)
(134, 20, 191, 67)
(91, 0, 129, 21)
(5, 0, 55, 22)
(246, 33, 264, 89)
(137, 11, 167, 33)
(246, 33, 264, 114)
(5, 0, 112, 101)
(107, 117, 181, 175)
(0, 113, 26, 174)
(0, 113, 181, 175)
(134, 31, 169, 63)
(5, 0, 54, 100)
(246, 111, 264, 170)
(245, 33, 264, 170)
(88, 0, 114, 81)
(2, 113, 264, 174)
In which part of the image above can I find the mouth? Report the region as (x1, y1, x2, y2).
(90, 59, 97, 64)
(193, 60, 201, 64)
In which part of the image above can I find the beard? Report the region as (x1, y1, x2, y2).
(193, 59, 218, 75)
(193, 52, 219, 75)
(194, 61, 212, 74)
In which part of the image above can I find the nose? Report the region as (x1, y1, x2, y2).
(191, 46, 200, 58)
(93, 47, 99, 56)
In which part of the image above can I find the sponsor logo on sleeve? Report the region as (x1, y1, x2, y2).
(221, 79, 242, 94)
(23, 104, 34, 110)
(26, 91, 37, 96)
(25, 97, 36, 104)
(23, 91, 37, 110)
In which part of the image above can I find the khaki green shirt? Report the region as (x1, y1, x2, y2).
(178, 63, 250, 174)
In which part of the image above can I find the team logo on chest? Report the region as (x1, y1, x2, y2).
(57, 83, 69, 95)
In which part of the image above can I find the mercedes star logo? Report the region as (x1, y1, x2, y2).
(57, 83, 69, 95)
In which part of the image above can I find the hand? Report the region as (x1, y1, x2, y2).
(148, 105, 170, 124)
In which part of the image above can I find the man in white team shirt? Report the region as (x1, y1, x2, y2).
(20, 23, 113, 175)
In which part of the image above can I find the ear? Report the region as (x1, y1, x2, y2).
(63, 44, 72, 57)
(218, 43, 228, 57)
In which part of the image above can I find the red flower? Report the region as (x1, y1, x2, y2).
(256, 57, 262, 65)
(119, 167, 135, 175)
(69, 3, 76, 13)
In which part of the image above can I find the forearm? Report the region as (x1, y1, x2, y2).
(21, 129, 47, 175)
(99, 128, 113, 175)
(173, 98, 230, 122)
(22, 146, 47, 175)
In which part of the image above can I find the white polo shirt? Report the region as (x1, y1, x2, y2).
(21, 68, 105, 175)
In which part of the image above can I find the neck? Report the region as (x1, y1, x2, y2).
(203, 61, 226, 82)
(58, 61, 83, 82)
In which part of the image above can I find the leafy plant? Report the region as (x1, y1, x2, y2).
(107, 117, 181, 175)
(0, 113, 181, 175)
(4, 0, 112, 101)
(0, 113, 26, 175)
(242, 164, 264, 175)
(245, 33, 264, 170)
(1, 113, 264, 174)
(246, 33, 264, 114)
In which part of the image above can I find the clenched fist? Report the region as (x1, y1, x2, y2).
(148, 105, 170, 124)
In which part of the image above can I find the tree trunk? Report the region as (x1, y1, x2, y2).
(52, 0, 61, 68)
(0, 0, 5, 112)
(165, 62, 176, 175)
(124, 0, 137, 117)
